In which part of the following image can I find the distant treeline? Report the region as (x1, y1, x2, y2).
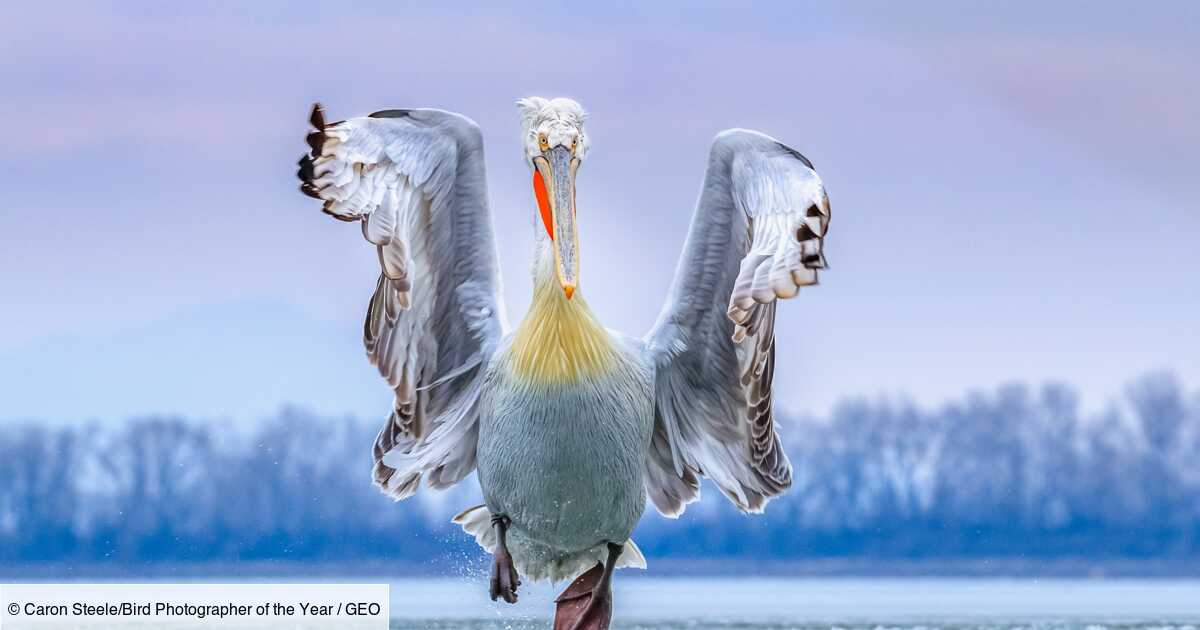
(2, 372, 1197, 565)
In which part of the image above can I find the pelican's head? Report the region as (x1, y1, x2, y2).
(518, 96, 588, 300)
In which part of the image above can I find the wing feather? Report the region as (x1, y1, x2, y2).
(297, 104, 505, 500)
(644, 129, 830, 516)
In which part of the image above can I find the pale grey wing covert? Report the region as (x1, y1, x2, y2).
(298, 104, 506, 500)
(643, 129, 831, 516)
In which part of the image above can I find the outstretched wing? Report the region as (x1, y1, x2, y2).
(297, 104, 505, 500)
(643, 129, 830, 516)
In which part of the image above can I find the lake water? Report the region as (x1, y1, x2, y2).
(387, 577, 1200, 630)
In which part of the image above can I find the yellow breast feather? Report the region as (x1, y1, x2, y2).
(509, 282, 617, 383)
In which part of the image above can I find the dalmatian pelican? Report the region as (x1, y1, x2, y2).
(296, 96, 830, 629)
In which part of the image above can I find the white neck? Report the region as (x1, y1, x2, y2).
(508, 208, 615, 383)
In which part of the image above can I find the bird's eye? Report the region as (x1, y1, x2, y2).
(571, 138, 578, 149)
(538, 135, 549, 150)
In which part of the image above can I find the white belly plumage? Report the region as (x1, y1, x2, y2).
(472, 342, 655, 582)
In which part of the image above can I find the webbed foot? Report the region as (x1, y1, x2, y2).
(488, 514, 521, 603)
(554, 542, 621, 630)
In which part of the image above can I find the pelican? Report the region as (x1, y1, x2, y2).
(296, 96, 830, 629)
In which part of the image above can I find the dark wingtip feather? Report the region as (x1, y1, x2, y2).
(321, 204, 358, 222)
(305, 130, 324, 157)
(309, 103, 325, 129)
(297, 155, 314, 181)
(305, 104, 328, 158)
(300, 182, 322, 199)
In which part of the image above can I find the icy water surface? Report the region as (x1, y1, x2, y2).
(393, 625, 1199, 630)
(387, 578, 1200, 630)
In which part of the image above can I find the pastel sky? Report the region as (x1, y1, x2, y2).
(1, 1, 1197, 423)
